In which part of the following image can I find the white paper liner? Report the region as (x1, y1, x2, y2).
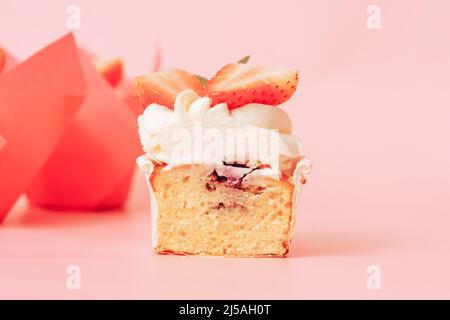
(136, 156, 158, 249)
(287, 158, 312, 244)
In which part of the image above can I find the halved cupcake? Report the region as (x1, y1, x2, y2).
(133, 62, 311, 257)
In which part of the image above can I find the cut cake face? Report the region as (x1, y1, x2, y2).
(150, 164, 297, 257)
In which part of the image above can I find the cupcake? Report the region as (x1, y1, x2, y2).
(133, 62, 311, 257)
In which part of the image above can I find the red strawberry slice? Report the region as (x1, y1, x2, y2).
(133, 68, 204, 109)
(205, 63, 299, 109)
(0, 48, 5, 74)
(95, 58, 123, 88)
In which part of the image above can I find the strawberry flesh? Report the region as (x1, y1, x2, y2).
(206, 63, 299, 109)
(97, 59, 123, 88)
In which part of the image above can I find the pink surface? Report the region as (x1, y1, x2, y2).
(1, 0, 450, 299)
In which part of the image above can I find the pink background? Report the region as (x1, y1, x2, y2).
(1, 0, 450, 299)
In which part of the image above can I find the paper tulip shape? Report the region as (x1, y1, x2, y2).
(0, 34, 86, 221)
(27, 43, 141, 210)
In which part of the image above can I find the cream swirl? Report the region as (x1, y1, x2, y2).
(137, 90, 309, 180)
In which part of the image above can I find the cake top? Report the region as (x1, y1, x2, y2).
(133, 59, 311, 181)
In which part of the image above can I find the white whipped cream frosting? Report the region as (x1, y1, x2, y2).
(137, 90, 311, 182)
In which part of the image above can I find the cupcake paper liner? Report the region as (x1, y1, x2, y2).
(0, 34, 86, 221)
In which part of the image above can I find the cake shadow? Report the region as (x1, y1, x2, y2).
(289, 229, 399, 258)
(5, 202, 130, 228)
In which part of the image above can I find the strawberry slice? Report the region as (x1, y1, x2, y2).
(206, 63, 299, 109)
(133, 68, 204, 109)
(94, 58, 123, 87)
(0, 48, 5, 74)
